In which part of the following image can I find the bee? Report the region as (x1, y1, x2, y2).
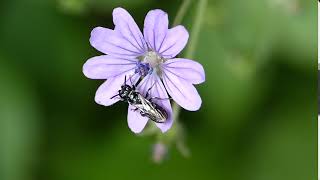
(111, 76, 168, 123)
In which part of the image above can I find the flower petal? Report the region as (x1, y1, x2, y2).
(162, 70, 202, 111)
(95, 72, 132, 106)
(112, 7, 147, 53)
(163, 58, 205, 84)
(138, 73, 173, 133)
(159, 25, 189, 58)
(83, 55, 137, 79)
(143, 9, 168, 52)
(127, 105, 149, 133)
(90, 27, 144, 58)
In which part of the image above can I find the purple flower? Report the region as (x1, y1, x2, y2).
(83, 7, 205, 133)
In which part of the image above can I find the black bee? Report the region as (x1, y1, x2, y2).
(111, 76, 168, 123)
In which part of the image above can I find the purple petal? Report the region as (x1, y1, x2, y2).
(127, 105, 149, 133)
(95, 72, 132, 106)
(163, 58, 205, 84)
(159, 25, 189, 58)
(138, 73, 173, 133)
(126, 73, 141, 87)
(162, 70, 202, 111)
(143, 9, 168, 52)
(90, 27, 144, 58)
(83, 55, 137, 79)
(112, 8, 147, 53)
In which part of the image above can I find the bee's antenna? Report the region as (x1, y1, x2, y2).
(135, 76, 141, 87)
(110, 94, 119, 99)
(124, 75, 127, 85)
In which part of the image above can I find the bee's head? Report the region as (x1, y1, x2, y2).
(119, 84, 133, 99)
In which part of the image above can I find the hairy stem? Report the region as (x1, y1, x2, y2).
(172, 0, 207, 121)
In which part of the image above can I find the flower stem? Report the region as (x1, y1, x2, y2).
(172, 0, 207, 120)
(185, 0, 207, 59)
(172, 0, 192, 26)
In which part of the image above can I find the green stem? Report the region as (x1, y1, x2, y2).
(172, 0, 207, 121)
(185, 0, 207, 59)
(172, 0, 192, 26)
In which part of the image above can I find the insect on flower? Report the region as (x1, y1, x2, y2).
(111, 76, 168, 123)
(83, 7, 205, 133)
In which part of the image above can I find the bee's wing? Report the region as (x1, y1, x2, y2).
(137, 94, 155, 112)
(138, 94, 166, 123)
(129, 94, 153, 116)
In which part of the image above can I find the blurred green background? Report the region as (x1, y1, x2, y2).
(0, 0, 316, 180)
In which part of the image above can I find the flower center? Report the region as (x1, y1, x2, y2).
(142, 51, 163, 67)
(136, 51, 165, 76)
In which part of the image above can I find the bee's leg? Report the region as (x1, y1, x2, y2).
(145, 81, 157, 98)
(145, 88, 151, 99)
(130, 107, 139, 112)
(140, 111, 147, 117)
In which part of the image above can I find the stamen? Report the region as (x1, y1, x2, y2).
(136, 51, 165, 77)
(135, 62, 153, 77)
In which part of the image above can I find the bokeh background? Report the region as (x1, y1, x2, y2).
(0, 0, 316, 180)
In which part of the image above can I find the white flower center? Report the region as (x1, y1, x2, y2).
(142, 51, 164, 67)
